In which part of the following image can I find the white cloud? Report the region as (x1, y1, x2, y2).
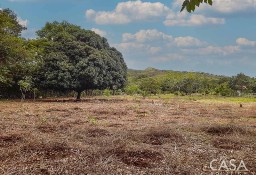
(116, 29, 209, 58)
(91, 28, 107, 37)
(86, 9, 130, 24)
(115, 42, 162, 55)
(114, 42, 150, 55)
(85, 9, 95, 19)
(149, 47, 162, 54)
(122, 33, 134, 42)
(17, 17, 29, 27)
(152, 53, 185, 62)
(85, 0, 170, 25)
(174, 36, 204, 47)
(115, 42, 145, 50)
(122, 29, 172, 43)
(115, 0, 169, 19)
(115, 29, 243, 67)
(200, 0, 256, 14)
(236, 38, 256, 47)
(184, 45, 240, 56)
(116, 29, 174, 55)
(164, 13, 225, 26)
(120, 29, 205, 49)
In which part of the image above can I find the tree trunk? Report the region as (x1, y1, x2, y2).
(76, 91, 82, 101)
(20, 88, 25, 102)
(33, 89, 36, 101)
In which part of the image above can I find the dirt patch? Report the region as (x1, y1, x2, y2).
(82, 98, 126, 103)
(115, 149, 164, 168)
(87, 128, 110, 137)
(37, 125, 57, 133)
(39, 98, 126, 103)
(217, 105, 232, 110)
(45, 108, 69, 112)
(58, 123, 72, 131)
(93, 110, 110, 115)
(212, 138, 243, 150)
(0, 133, 22, 147)
(39, 168, 50, 175)
(112, 110, 128, 116)
(39, 99, 75, 103)
(249, 116, 256, 119)
(107, 123, 123, 128)
(142, 128, 184, 145)
(92, 109, 127, 116)
(203, 125, 248, 136)
(22, 142, 72, 160)
(71, 107, 83, 111)
(42, 143, 71, 159)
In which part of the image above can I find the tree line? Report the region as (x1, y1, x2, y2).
(0, 8, 127, 100)
(126, 68, 256, 97)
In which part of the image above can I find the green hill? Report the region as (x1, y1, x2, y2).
(128, 67, 225, 83)
(126, 68, 255, 96)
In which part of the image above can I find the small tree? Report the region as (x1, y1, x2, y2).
(18, 76, 33, 100)
(229, 73, 251, 95)
(176, 78, 200, 95)
(124, 84, 140, 95)
(215, 83, 234, 96)
(139, 78, 161, 95)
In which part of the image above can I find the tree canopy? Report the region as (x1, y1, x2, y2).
(36, 21, 127, 100)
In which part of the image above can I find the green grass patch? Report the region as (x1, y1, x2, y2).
(198, 96, 256, 103)
(146, 94, 256, 103)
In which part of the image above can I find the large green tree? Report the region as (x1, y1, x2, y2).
(0, 9, 39, 98)
(36, 21, 127, 100)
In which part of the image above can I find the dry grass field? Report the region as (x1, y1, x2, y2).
(0, 97, 256, 175)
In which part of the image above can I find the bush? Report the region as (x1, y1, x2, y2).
(124, 85, 140, 95)
(215, 83, 234, 96)
(139, 78, 161, 95)
(103, 89, 111, 96)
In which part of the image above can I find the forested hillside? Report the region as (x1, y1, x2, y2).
(126, 68, 256, 97)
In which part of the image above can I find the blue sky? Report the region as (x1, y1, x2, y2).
(1, 0, 256, 77)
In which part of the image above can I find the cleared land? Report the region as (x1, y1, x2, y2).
(0, 97, 256, 175)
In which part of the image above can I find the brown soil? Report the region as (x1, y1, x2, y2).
(115, 149, 164, 168)
(142, 128, 183, 145)
(0, 133, 22, 147)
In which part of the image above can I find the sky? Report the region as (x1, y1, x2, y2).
(1, 0, 256, 77)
